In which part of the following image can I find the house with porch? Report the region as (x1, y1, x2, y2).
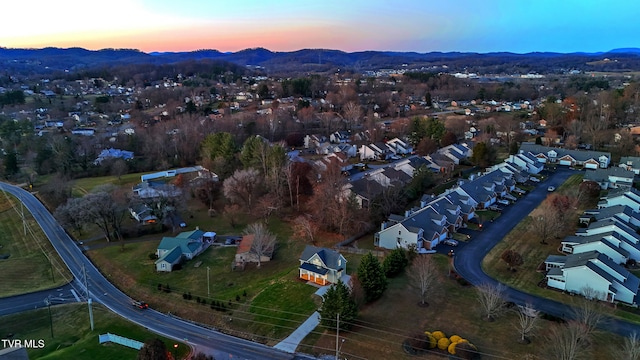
(155, 229, 214, 272)
(299, 245, 347, 286)
(234, 234, 274, 268)
(579, 205, 640, 228)
(575, 218, 640, 261)
(544, 250, 639, 305)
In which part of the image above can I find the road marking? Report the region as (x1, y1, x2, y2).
(70, 289, 81, 302)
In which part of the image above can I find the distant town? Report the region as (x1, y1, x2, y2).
(2, 47, 640, 360)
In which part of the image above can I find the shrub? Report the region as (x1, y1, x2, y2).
(164, 284, 171, 293)
(236, 294, 240, 301)
(432, 331, 446, 340)
(182, 293, 188, 300)
(148, 253, 158, 260)
(448, 342, 458, 355)
(437, 337, 450, 350)
(450, 335, 462, 343)
(243, 290, 247, 297)
(454, 341, 479, 360)
(426, 334, 436, 349)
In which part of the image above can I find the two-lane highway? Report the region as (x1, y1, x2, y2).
(0, 182, 308, 360)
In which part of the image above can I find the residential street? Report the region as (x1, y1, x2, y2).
(453, 167, 640, 336)
(0, 182, 312, 360)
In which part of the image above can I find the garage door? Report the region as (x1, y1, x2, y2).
(559, 160, 572, 166)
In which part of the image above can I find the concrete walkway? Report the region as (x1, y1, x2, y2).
(273, 311, 320, 353)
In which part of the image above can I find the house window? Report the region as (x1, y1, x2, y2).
(161, 263, 166, 269)
(399, 230, 401, 235)
(397, 237, 402, 245)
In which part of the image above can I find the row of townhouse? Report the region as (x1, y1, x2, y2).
(545, 188, 640, 305)
(359, 138, 413, 161)
(374, 169, 519, 252)
(519, 143, 611, 169)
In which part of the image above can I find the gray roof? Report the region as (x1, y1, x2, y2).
(620, 156, 640, 168)
(300, 245, 345, 270)
(584, 167, 635, 182)
(520, 143, 611, 163)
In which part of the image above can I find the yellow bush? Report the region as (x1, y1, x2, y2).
(432, 331, 445, 340)
(448, 342, 457, 355)
(437, 337, 451, 350)
(424, 331, 432, 337)
(449, 335, 462, 343)
(426, 334, 437, 349)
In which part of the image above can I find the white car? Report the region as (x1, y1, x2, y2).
(443, 239, 459, 246)
(547, 186, 556, 192)
(497, 199, 510, 206)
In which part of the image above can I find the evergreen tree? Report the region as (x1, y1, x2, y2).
(319, 280, 358, 331)
(357, 252, 388, 303)
(383, 248, 408, 278)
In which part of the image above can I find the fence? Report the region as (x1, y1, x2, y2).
(335, 246, 385, 257)
(98, 333, 144, 350)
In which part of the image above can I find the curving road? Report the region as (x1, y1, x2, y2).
(0, 182, 310, 360)
(453, 168, 640, 336)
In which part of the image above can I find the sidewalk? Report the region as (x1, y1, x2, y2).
(273, 311, 320, 353)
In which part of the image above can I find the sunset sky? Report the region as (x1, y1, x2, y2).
(2, 0, 638, 54)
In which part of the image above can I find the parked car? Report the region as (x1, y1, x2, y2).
(443, 239, 459, 247)
(547, 186, 556, 192)
(529, 176, 540, 183)
(488, 205, 503, 212)
(497, 199, 510, 206)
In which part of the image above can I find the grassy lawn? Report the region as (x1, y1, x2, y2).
(298, 254, 625, 359)
(0, 303, 188, 360)
(87, 217, 322, 344)
(0, 194, 71, 298)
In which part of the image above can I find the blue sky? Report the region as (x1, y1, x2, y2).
(1, 0, 638, 53)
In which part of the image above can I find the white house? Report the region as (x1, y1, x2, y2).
(385, 137, 413, 155)
(598, 188, 640, 210)
(583, 168, 635, 190)
(519, 143, 611, 169)
(375, 206, 448, 251)
(560, 234, 629, 265)
(620, 156, 640, 175)
(545, 251, 639, 305)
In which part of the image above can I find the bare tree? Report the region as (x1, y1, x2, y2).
(514, 303, 539, 344)
(528, 202, 562, 245)
(571, 286, 608, 341)
(543, 321, 590, 360)
(408, 255, 438, 306)
(292, 215, 318, 244)
(243, 222, 276, 268)
(110, 159, 129, 181)
(619, 332, 640, 360)
(223, 168, 262, 210)
(476, 282, 507, 321)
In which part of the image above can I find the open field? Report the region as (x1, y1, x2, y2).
(0, 192, 71, 298)
(0, 303, 189, 360)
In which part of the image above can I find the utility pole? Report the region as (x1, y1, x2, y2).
(207, 266, 210, 298)
(83, 264, 94, 330)
(335, 313, 339, 360)
(45, 297, 53, 338)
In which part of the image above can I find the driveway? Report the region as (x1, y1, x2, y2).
(453, 167, 640, 336)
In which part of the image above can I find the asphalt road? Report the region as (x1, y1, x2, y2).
(453, 168, 640, 336)
(0, 182, 310, 360)
(0, 282, 84, 317)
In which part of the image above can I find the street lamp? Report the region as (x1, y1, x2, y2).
(207, 266, 210, 298)
(44, 297, 53, 338)
(173, 343, 178, 359)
